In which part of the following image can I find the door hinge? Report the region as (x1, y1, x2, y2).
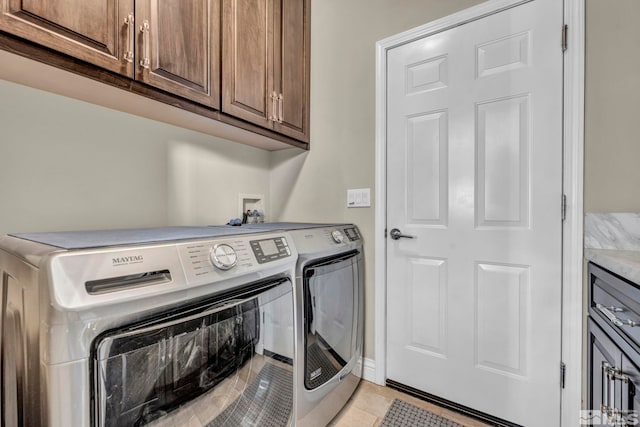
(562, 24, 568, 52)
(561, 194, 567, 221)
(384, 228, 387, 238)
(561, 362, 566, 389)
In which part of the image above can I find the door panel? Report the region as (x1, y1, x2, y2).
(0, 0, 133, 76)
(22, 0, 108, 43)
(136, 0, 220, 108)
(222, 0, 273, 126)
(622, 354, 640, 425)
(406, 111, 448, 226)
(386, 1, 563, 425)
(475, 263, 529, 375)
(406, 257, 447, 357)
(587, 320, 622, 424)
(272, 0, 310, 142)
(476, 95, 530, 227)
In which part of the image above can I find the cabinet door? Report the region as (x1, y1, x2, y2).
(588, 320, 622, 415)
(0, 0, 134, 76)
(222, 0, 274, 127)
(272, 0, 310, 142)
(135, 0, 221, 108)
(621, 355, 640, 425)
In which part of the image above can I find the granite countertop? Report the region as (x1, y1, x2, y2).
(585, 213, 640, 284)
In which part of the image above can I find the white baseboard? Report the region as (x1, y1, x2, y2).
(360, 357, 377, 384)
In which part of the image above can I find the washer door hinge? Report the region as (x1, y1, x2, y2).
(561, 362, 566, 389)
(562, 24, 568, 52)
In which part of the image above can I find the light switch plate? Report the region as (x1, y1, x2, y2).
(347, 188, 371, 208)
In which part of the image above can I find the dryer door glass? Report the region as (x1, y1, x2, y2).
(303, 251, 360, 390)
(91, 278, 294, 427)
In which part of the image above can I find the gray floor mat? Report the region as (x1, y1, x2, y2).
(381, 399, 464, 427)
(207, 363, 293, 427)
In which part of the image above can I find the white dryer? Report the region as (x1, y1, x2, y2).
(0, 226, 298, 427)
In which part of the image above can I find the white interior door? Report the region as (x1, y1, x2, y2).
(385, 1, 563, 426)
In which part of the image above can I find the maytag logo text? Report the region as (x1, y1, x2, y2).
(112, 255, 144, 266)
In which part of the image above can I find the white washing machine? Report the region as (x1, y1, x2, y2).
(232, 223, 364, 426)
(0, 226, 298, 427)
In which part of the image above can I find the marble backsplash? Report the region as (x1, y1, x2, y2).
(585, 213, 640, 250)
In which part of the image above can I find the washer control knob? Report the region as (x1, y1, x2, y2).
(331, 229, 344, 244)
(210, 244, 238, 270)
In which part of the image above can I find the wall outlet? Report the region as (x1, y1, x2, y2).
(347, 188, 370, 208)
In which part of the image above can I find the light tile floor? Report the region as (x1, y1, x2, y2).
(329, 380, 492, 427)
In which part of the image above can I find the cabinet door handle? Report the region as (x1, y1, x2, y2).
(123, 13, 135, 63)
(596, 303, 639, 327)
(268, 92, 276, 121)
(601, 362, 622, 424)
(601, 362, 612, 418)
(139, 20, 150, 70)
(277, 93, 284, 123)
(604, 362, 630, 383)
(602, 363, 630, 424)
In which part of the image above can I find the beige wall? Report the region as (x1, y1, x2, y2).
(0, 0, 490, 366)
(4, 0, 627, 366)
(271, 0, 484, 360)
(585, 0, 640, 212)
(0, 79, 272, 234)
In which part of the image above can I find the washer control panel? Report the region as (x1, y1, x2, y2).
(178, 237, 254, 283)
(331, 229, 344, 243)
(250, 237, 291, 264)
(209, 243, 238, 270)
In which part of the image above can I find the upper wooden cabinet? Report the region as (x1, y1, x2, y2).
(135, 0, 220, 108)
(221, 0, 273, 129)
(222, 0, 310, 143)
(0, 0, 309, 146)
(273, 0, 309, 142)
(0, 0, 220, 107)
(0, 0, 135, 76)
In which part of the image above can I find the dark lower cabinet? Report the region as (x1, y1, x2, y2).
(622, 354, 640, 423)
(588, 262, 640, 426)
(588, 319, 623, 423)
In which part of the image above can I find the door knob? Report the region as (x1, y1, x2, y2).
(389, 228, 414, 240)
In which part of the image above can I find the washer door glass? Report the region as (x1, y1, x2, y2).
(303, 251, 360, 390)
(92, 278, 294, 427)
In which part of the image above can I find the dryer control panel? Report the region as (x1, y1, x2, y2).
(250, 237, 291, 263)
(343, 226, 361, 241)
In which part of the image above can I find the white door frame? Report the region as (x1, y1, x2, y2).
(374, 0, 585, 425)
